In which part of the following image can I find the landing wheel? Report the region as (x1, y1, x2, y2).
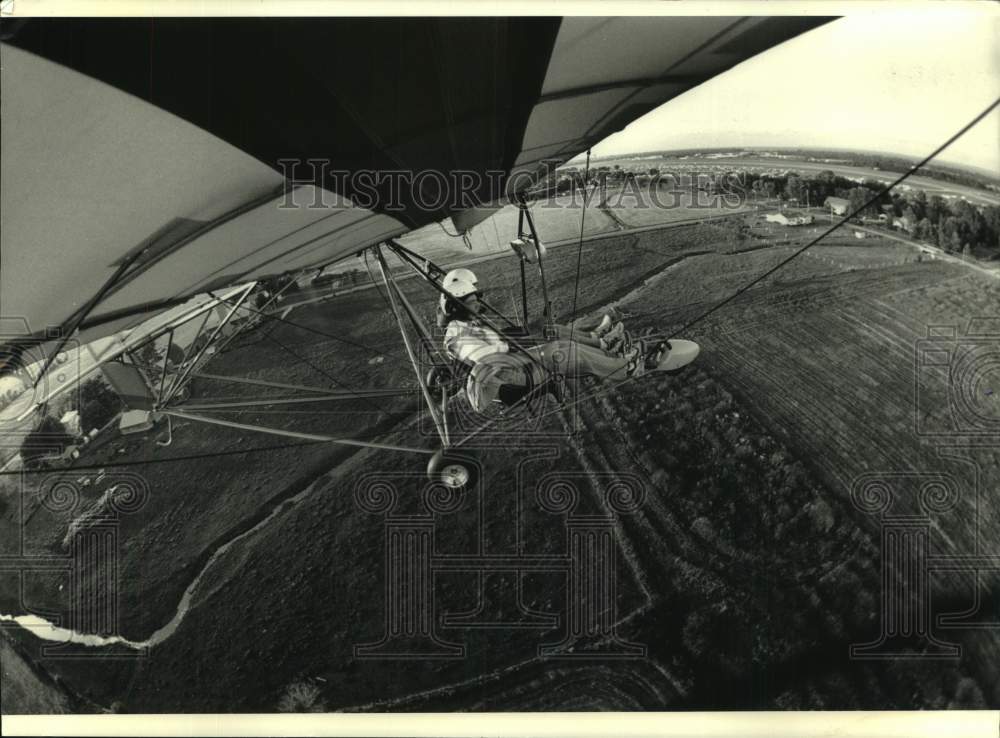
(425, 366, 454, 393)
(427, 448, 479, 490)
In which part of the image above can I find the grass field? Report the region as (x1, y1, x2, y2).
(2, 214, 997, 711)
(604, 186, 752, 229)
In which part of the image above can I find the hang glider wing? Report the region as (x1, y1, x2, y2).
(1, 16, 833, 357)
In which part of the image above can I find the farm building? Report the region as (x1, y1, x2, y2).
(766, 212, 814, 226)
(311, 274, 342, 289)
(825, 196, 849, 215)
(892, 215, 916, 232)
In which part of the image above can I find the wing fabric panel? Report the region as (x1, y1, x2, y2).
(1, 16, 833, 353)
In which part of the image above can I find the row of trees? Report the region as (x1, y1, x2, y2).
(745, 170, 887, 212)
(895, 191, 1000, 257)
(79, 378, 123, 431)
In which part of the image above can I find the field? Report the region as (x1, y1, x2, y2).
(395, 186, 752, 268)
(396, 193, 621, 267)
(605, 187, 752, 229)
(2, 211, 998, 712)
(610, 231, 1000, 705)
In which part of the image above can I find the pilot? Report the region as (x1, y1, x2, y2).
(435, 268, 480, 329)
(437, 271, 662, 413)
(437, 267, 627, 354)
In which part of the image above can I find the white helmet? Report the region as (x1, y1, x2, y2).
(443, 268, 478, 288)
(444, 278, 478, 300)
(439, 269, 479, 311)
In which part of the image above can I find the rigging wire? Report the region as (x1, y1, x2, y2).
(363, 250, 397, 315)
(0, 440, 323, 476)
(209, 279, 410, 417)
(258, 330, 409, 420)
(211, 291, 392, 355)
(219, 274, 311, 352)
(220, 313, 284, 352)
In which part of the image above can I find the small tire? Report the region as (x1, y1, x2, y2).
(427, 448, 479, 490)
(425, 366, 454, 393)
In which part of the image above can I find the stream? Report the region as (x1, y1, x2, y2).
(0, 472, 325, 651)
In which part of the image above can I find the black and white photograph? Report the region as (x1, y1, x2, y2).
(0, 2, 999, 733)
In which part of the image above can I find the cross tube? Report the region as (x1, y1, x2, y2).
(161, 409, 434, 456)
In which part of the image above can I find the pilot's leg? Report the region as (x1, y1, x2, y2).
(529, 340, 632, 381)
(551, 319, 624, 352)
(551, 324, 604, 349)
(561, 313, 616, 336)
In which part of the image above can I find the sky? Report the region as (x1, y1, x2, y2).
(582, 8, 1000, 173)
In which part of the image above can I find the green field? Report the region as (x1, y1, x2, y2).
(2, 214, 997, 711)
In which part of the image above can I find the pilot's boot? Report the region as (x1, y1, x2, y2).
(591, 314, 614, 337)
(599, 322, 627, 353)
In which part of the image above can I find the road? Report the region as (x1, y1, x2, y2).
(850, 223, 1000, 280)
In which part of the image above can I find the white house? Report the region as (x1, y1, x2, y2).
(825, 197, 849, 216)
(766, 212, 814, 226)
(892, 215, 915, 233)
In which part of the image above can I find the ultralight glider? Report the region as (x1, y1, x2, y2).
(1, 16, 833, 486)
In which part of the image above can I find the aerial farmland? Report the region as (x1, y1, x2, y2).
(4, 166, 999, 711)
